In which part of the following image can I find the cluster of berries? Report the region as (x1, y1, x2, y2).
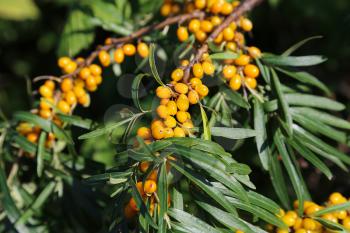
(100, 41, 149, 65)
(269, 193, 350, 233)
(171, 0, 262, 92)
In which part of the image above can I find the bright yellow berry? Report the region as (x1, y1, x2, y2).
(137, 43, 149, 58)
(123, 44, 136, 56)
(222, 65, 236, 79)
(243, 64, 260, 78)
(171, 68, 184, 82)
(156, 86, 172, 99)
(177, 27, 189, 42)
(114, 48, 125, 64)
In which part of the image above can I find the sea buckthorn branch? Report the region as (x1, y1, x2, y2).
(183, 0, 264, 82)
(58, 10, 206, 81)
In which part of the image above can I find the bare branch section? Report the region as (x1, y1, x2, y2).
(183, 0, 264, 82)
(60, 10, 205, 80)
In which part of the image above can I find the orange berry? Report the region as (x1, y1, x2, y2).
(171, 4, 180, 14)
(85, 75, 97, 88)
(39, 109, 52, 119)
(171, 68, 184, 81)
(226, 42, 237, 51)
(39, 85, 53, 98)
(40, 98, 54, 110)
(176, 94, 189, 111)
(98, 50, 110, 67)
(152, 126, 165, 140)
(174, 127, 186, 137)
(214, 32, 223, 44)
(166, 101, 177, 116)
(79, 67, 91, 80)
(188, 90, 199, 104)
(194, 0, 206, 9)
(64, 91, 77, 105)
(57, 100, 70, 114)
(177, 27, 189, 42)
(105, 37, 112, 45)
(27, 133, 38, 143)
(44, 80, 55, 90)
(200, 20, 213, 33)
(124, 205, 136, 219)
(95, 75, 102, 85)
(192, 63, 204, 78)
(195, 30, 207, 42)
(244, 64, 259, 78)
(137, 127, 151, 140)
(329, 192, 345, 205)
(137, 43, 149, 58)
(73, 86, 86, 98)
(182, 120, 194, 134)
(223, 27, 235, 41)
(160, 3, 171, 16)
(302, 218, 317, 230)
(123, 44, 136, 56)
(164, 127, 175, 138)
(202, 61, 215, 75)
(248, 46, 262, 58)
(195, 84, 209, 97)
(174, 83, 189, 94)
(63, 61, 77, 74)
(143, 180, 157, 195)
(235, 54, 250, 66)
(58, 57, 71, 68)
(139, 162, 150, 173)
(60, 78, 73, 92)
(240, 18, 253, 32)
(180, 59, 189, 66)
(222, 65, 236, 79)
(229, 74, 242, 91)
(160, 98, 170, 105)
(244, 77, 257, 89)
(164, 116, 177, 128)
(190, 78, 202, 88)
(78, 93, 90, 107)
(210, 0, 224, 14)
(221, 1, 233, 15)
(151, 119, 164, 129)
(156, 86, 172, 99)
(188, 19, 201, 32)
(114, 48, 125, 64)
(156, 105, 169, 119)
(176, 111, 188, 123)
(229, 22, 237, 31)
(211, 16, 222, 26)
(128, 198, 138, 211)
(89, 64, 102, 76)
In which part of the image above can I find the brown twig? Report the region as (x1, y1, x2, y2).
(57, 10, 205, 81)
(183, 0, 264, 82)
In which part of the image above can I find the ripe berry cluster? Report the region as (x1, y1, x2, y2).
(173, 0, 262, 91)
(269, 193, 350, 233)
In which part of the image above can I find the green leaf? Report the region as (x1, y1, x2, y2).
(170, 146, 249, 203)
(36, 132, 46, 177)
(226, 163, 252, 175)
(291, 107, 350, 130)
(276, 67, 331, 96)
(288, 138, 333, 180)
(129, 180, 158, 229)
(226, 196, 286, 229)
(253, 99, 270, 170)
(56, 113, 95, 130)
(16, 181, 56, 226)
(293, 124, 350, 165)
(256, 58, 270, 84)
(158, 162, 168, 233)
(57, 9, 95, 57)
(132, 74, 151, 112)
(313, 201, 350, 217)
(200, 105, 211, 140)
(222, 88, 250, 109)
(149, 44, 166, 86)
(313, 217, 348, 232)
(274, 129, 305, 214)
(209, 52, 238, 60)
(170, 162, 238, 215)
(262, 54, 327, 67)
(282, 36, 323, 56)
(196, 201, 253, 233)
(14, 111, 73, 144)
(211, 127, 256, 139)
(271, 69, 293, 135)
(268, 152, 290, 209)
(0, 0, 39, 20)
(292, 112, 349, 145)
(84, 170, 132, 184)
(78, 116, 135, 139)
(168, 208, 222, 233)
(286, 94, 345, 111)
(172, 187, 183, 211)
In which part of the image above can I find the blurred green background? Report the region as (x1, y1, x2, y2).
(0, 0, 350, 202)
